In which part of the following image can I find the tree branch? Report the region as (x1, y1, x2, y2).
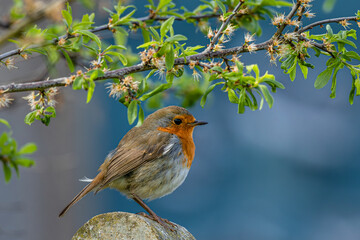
(299, 16, 358, 33)
(0, 41, 271, 93)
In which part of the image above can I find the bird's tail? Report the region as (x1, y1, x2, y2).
(58, 171, 104, 217)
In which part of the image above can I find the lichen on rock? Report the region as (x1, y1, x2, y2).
(72, 212, 196, 240)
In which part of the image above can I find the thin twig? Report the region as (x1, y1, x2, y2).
(298, 16, 358, 33)
(222, 57, 231, 71)
(206, 0, 245, 51)
(298, 35, 335, 58)
(273, 0, 302, 39)
(294, 6, 305, 32)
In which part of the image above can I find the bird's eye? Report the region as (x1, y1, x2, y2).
(173, 118, 182, 125)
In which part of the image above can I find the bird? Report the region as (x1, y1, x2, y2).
(59, 105, 207, 229)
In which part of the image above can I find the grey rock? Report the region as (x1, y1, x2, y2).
(72, 212, 196, 240)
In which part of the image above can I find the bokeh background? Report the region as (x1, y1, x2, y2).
(1, 0, 360, 239)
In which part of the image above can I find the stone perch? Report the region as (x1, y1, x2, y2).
(72, 212, 196, 240)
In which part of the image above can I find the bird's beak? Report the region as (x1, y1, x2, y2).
(190, 120, 208, 126)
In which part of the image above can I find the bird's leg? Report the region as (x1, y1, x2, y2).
(131, 193, 176, 231)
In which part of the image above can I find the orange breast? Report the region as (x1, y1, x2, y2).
(158, 126, 195, 168)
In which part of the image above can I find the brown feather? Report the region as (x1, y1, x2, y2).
(97, 130, 172, 190)
(58, 171, 104, 217)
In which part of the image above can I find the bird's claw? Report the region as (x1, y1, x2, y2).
(136, 212, 177, 231)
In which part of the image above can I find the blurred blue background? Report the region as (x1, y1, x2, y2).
(1, 0, 360, 239)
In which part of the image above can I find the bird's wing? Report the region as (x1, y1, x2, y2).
(98, 128, 172, 189)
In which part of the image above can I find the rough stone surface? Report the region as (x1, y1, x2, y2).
(72, 212, 196, 240)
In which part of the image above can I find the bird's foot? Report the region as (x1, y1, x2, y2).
(137, 212, 177, 231)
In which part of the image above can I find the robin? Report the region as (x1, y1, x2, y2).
(59, 106, 207, 229)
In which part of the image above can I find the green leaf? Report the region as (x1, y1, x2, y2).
(104, 45, 127, 52)
(272, 0, 293, 6)
(160, 16, 175, 39)
(258, 85, 274, 108)
(2, 162, 11, 183)
(165, 34, 187, 43)
(15, 158, 35, 167)
(73, 76, 84, 90)
(285, 57, 297, 81)
(0, 132, 8, 146)
(238, 89, 246, 114)
(87, 69, 104, 80)
(355, 78, 360, 96)
(211, 66, 223, 73)
(115, 9, 136, 25)
(149, 27, 161, 41)
(139, 82, 173, 101)
(1, 139, 13, 155)
(200, 82, 223, 107)
(137, 41, 159, 49)
(343, 51, 360, 61)
(82, 43, 98, 54)
(246, 64, 260, 79)
(165, 45, 175, 69)
(127, 100, 138, 125)
(45, 106, 56, 118)
(349, 73, 356, 105)
(18, 143, 37, 155)
(281, 54, 296, 70)
(61, 9, 73, 27)
(72, 21, 94, 31)
(326, 24, 333, 37)
(248, 90, 258, 110)
(323, 0, 336, 13)
(336, 39, 357, 49)
(75, 30, 101, 48)
(105, 51, 128, 65)
(141, 27, 150, 44)
(264, 79, 285, 91)
(117, 53, 128, 66)
(228, 89, 239, 103)
(215, 0, 226, 14)
(86, 80, 95, 103)
(314, 67, 333, 89)
(157, 0, 172, 11)
(299, 62, 308, 79)
(312, 47, 322, 57)
(0, 118, 11, 129)
(346, 29, 357, 40)
(60, 50, 75, 73)
(330, 66, 340, 98)
(289, 68, 296, 82)
(24, 111, 37, 125)
(136, 106, 145, 127)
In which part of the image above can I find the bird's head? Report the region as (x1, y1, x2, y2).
(142, 106, 207, 138)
